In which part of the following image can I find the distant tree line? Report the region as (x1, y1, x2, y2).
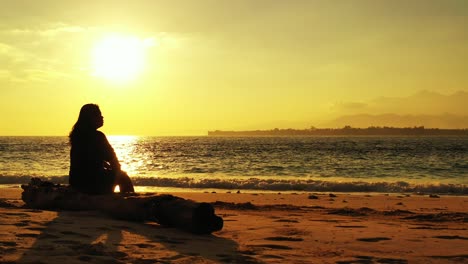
(208, 126, 468, 136)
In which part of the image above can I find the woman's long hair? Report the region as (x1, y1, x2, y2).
(69, 104, 101, 144)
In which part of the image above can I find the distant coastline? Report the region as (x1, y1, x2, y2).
(208, 126, 468, 136)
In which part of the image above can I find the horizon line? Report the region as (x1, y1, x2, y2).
(2, 126, 468, 137)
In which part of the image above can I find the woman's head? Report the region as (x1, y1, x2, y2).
(77, 104, 104, 129)
(69, 104, 104, 142)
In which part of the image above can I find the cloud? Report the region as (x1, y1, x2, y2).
(0, 42, 30, 81)
(5, 24, 86, 37)
(0, 42, 25, 60)
(0, 40, 70, 82)
(0, 23, 96, 82)
(0, 22, 180, 83)
(2, 22, 89, 37)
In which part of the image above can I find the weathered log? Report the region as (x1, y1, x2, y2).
(21, 178, 223, 234)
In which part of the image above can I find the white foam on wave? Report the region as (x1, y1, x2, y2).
(1, 175, 466, 194)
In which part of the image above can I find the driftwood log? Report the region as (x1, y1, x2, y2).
(21, 178, 223, 234)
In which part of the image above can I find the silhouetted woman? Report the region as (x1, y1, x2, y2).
(69, 104, 134, 194)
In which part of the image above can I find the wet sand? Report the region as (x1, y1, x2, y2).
(0, 186, 467, 263)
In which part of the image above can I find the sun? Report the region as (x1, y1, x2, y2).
(92, 34, 151, 82)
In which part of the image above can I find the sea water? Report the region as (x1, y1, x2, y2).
(0, 136, 466, 194)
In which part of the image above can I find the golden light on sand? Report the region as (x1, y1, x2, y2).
(92, 34, 153, 82)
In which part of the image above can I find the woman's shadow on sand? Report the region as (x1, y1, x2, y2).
(18, 210, 258, 264)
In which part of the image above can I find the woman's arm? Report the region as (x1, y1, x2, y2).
(97, 132, 121, 171)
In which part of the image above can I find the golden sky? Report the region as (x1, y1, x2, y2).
(1, 1, 467, 135)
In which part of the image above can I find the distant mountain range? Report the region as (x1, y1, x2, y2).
(329, 90, 468, 116)
(322, 90, 468, 129)
(323, 113, 468, 129)
(208, 127, 468, 136)
(213, 90, 468, 132)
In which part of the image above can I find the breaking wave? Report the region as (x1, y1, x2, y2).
(1, 175, 465, 195)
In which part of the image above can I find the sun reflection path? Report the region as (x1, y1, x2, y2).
(107, 135, 142, 176)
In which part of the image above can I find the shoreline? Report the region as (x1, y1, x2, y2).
(1, 175, 467, 196)
(1, 185, 467, 263)
(2, 183, 468, 197)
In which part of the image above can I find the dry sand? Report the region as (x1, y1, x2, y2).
(0, 185, 467, 264)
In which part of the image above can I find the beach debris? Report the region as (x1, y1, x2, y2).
(308, 195, 319, 200)
(0, 199, 18, 208)
(236, 190, 241, 194)
(429, 194, 440, 198)
(382, 209, 414, 216)
(213, 201, 258, 210)
(328, 207, 376, 217)
(21, 178, 223, 234)
(403, 212, 468, 222)
(329, 193, 337, 198)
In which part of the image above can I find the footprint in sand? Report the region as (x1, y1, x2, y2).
(24, 209, 43, 213)
(53, 240, 82, 245)
(274, 219, 299, 223)
(429, 255, 468, 262)
(262, 254, 284, 259)
(70, 242, 117, 257)
(131, 259, 161, 264)
(335, 225, 367, 228)
(38, 233, 60, 239)
(60, 231, 91, 238)
(5, 212, 30, 217)
(16, 233, 40, 238)
(337, 255, 408, 264)
(356, 237, 391, 242)
(112, 225, 132, 230)
(78, 255, 93, 262)
(264, 236, 303, 242)
(134, 243, 152, 248)
(13, 222, 29, 227)
(251, 244, 293, 250)
(26, 227, 46, 231)
(163, 239, 186, 245)
(96, 226, 112, 231)
(433, 235, 468, 240)
(0, 241, 18, 246)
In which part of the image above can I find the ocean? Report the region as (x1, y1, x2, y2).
(0, 136, 466, 194)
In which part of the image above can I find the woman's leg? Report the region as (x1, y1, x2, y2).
(115, 171, 135, 193)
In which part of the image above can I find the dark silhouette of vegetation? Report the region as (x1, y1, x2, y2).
(208, 126, 468, 136)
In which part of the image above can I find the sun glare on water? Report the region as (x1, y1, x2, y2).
(92, 34, 153, 82)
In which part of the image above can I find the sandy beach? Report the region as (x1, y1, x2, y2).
(0, 185, 467, 264)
